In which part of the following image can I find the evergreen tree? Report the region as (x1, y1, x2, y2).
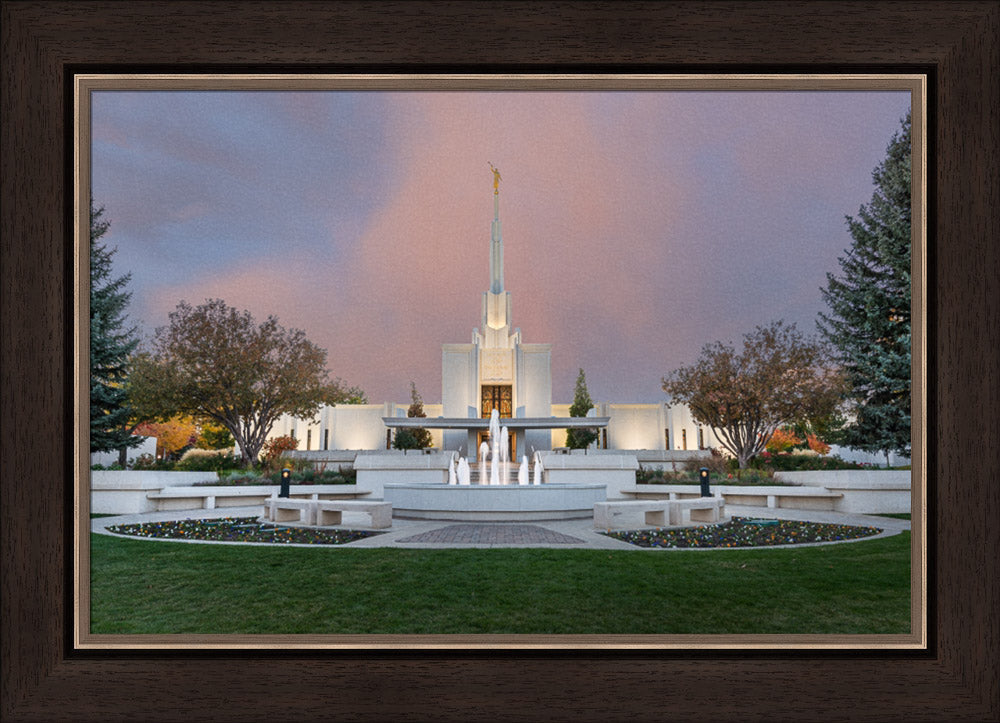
(566, 368, 599, 449)
(90, 204, 141, 455)
(393, 381, 433, 449)
(818, 111, 911, 466)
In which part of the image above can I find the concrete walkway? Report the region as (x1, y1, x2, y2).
(92, 505, 911, 551)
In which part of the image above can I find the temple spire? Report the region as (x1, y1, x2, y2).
(488, 162, 503, 293)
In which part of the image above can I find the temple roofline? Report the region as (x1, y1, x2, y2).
(382, 417, 610, 430)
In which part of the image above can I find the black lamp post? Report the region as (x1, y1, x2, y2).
(279, 467, 291, 498)
(699, 467, 711, 497)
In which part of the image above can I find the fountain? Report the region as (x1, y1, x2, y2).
(457, 457, 471, 485)
(370, 444, 616, 520)
(448, 454, 457, 485)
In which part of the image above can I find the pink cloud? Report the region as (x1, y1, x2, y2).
(140, 91, 908, 405)
(147, 92, 696, 402)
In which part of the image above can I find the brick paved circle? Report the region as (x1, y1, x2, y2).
(396, 524, 585, 545)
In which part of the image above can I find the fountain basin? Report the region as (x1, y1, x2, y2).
(383, 482, 606, 521)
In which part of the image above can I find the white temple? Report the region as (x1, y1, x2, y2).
(438, 161, 556, 457)
(268, 166, 721, 458)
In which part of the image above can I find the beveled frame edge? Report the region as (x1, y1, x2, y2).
(73, 73, 927, 651)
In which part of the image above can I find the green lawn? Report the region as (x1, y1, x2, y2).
(90, 531, 911, 635)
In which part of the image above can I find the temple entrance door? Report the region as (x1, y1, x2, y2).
(480, 384, 514, 460)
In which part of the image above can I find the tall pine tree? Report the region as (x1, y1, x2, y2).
(818, 111, 911, 466)
(90, 204, 141, 455)
(566, 368, 599, 449)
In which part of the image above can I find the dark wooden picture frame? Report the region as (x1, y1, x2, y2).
(2, 2, 997, 721)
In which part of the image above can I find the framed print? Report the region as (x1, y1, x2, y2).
(2, 2, 997, 721)
(71, 73, 926, 652)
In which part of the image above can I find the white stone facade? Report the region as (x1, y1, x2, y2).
(268, 400, 719, 454)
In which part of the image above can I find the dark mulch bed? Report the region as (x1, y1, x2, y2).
(105, 516, 382, 545)
(603, 516, 883, 548)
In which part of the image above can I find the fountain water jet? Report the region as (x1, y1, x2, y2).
(488, 410, 500, 485)
(499, 426, 509, 484)
(518, 455, 528, 486)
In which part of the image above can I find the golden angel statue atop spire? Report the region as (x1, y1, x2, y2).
(488, 161, 501, 193)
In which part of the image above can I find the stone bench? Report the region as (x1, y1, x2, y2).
(670, 497, 726, 525)
(720, 489, 842, 511)
(264, 498, 392, 529)
(265, 498, 316, 524)
(620, 485, 843, 511)
(147, 485, 369, 511)
(594, 497, 725, 529)
(314, 500, 392, 529)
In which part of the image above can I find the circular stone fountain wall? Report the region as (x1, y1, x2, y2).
(383, 482, 606, 521)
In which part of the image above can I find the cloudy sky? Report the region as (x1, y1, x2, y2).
(91, 88, 910, 404)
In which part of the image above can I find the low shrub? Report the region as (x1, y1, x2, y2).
(260, 435, 298, 470)
(131, 454, 174, 471)
(636, 465, 668, 484)
(717, 469, 776, 485)
(686, 448, 729, 477)
(196, 466, 356, 487)
(638, 459, 781, 486)
(757, 453, 869, 471)
(264, 467, 356, 485)
(174, 448, 241, 472)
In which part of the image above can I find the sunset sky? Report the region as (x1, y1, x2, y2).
(91, 88, 910, 404)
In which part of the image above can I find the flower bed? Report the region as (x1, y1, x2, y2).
(603, 516, 882, 548)
(105, 516, 382, 544)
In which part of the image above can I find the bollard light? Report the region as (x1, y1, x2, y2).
(699, 467, 711, 497)
(279, 467, 291, 498)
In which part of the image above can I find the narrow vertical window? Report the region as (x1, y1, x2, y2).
(323, 429, 329, 451)
(664, 429, 670, 450)
(681, 429, 688, 450)
(306, 429, 312, 451)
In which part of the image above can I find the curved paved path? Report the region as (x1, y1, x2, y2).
(92, 504, 911, 550)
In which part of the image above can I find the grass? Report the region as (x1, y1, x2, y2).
(90, 531, 910, 635)
(874, 513, 911, 520)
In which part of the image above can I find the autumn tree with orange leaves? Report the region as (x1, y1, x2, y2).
(133, 299, 358, 466)
(663, 321, 844, 469)
(134, 416, 199, 459)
